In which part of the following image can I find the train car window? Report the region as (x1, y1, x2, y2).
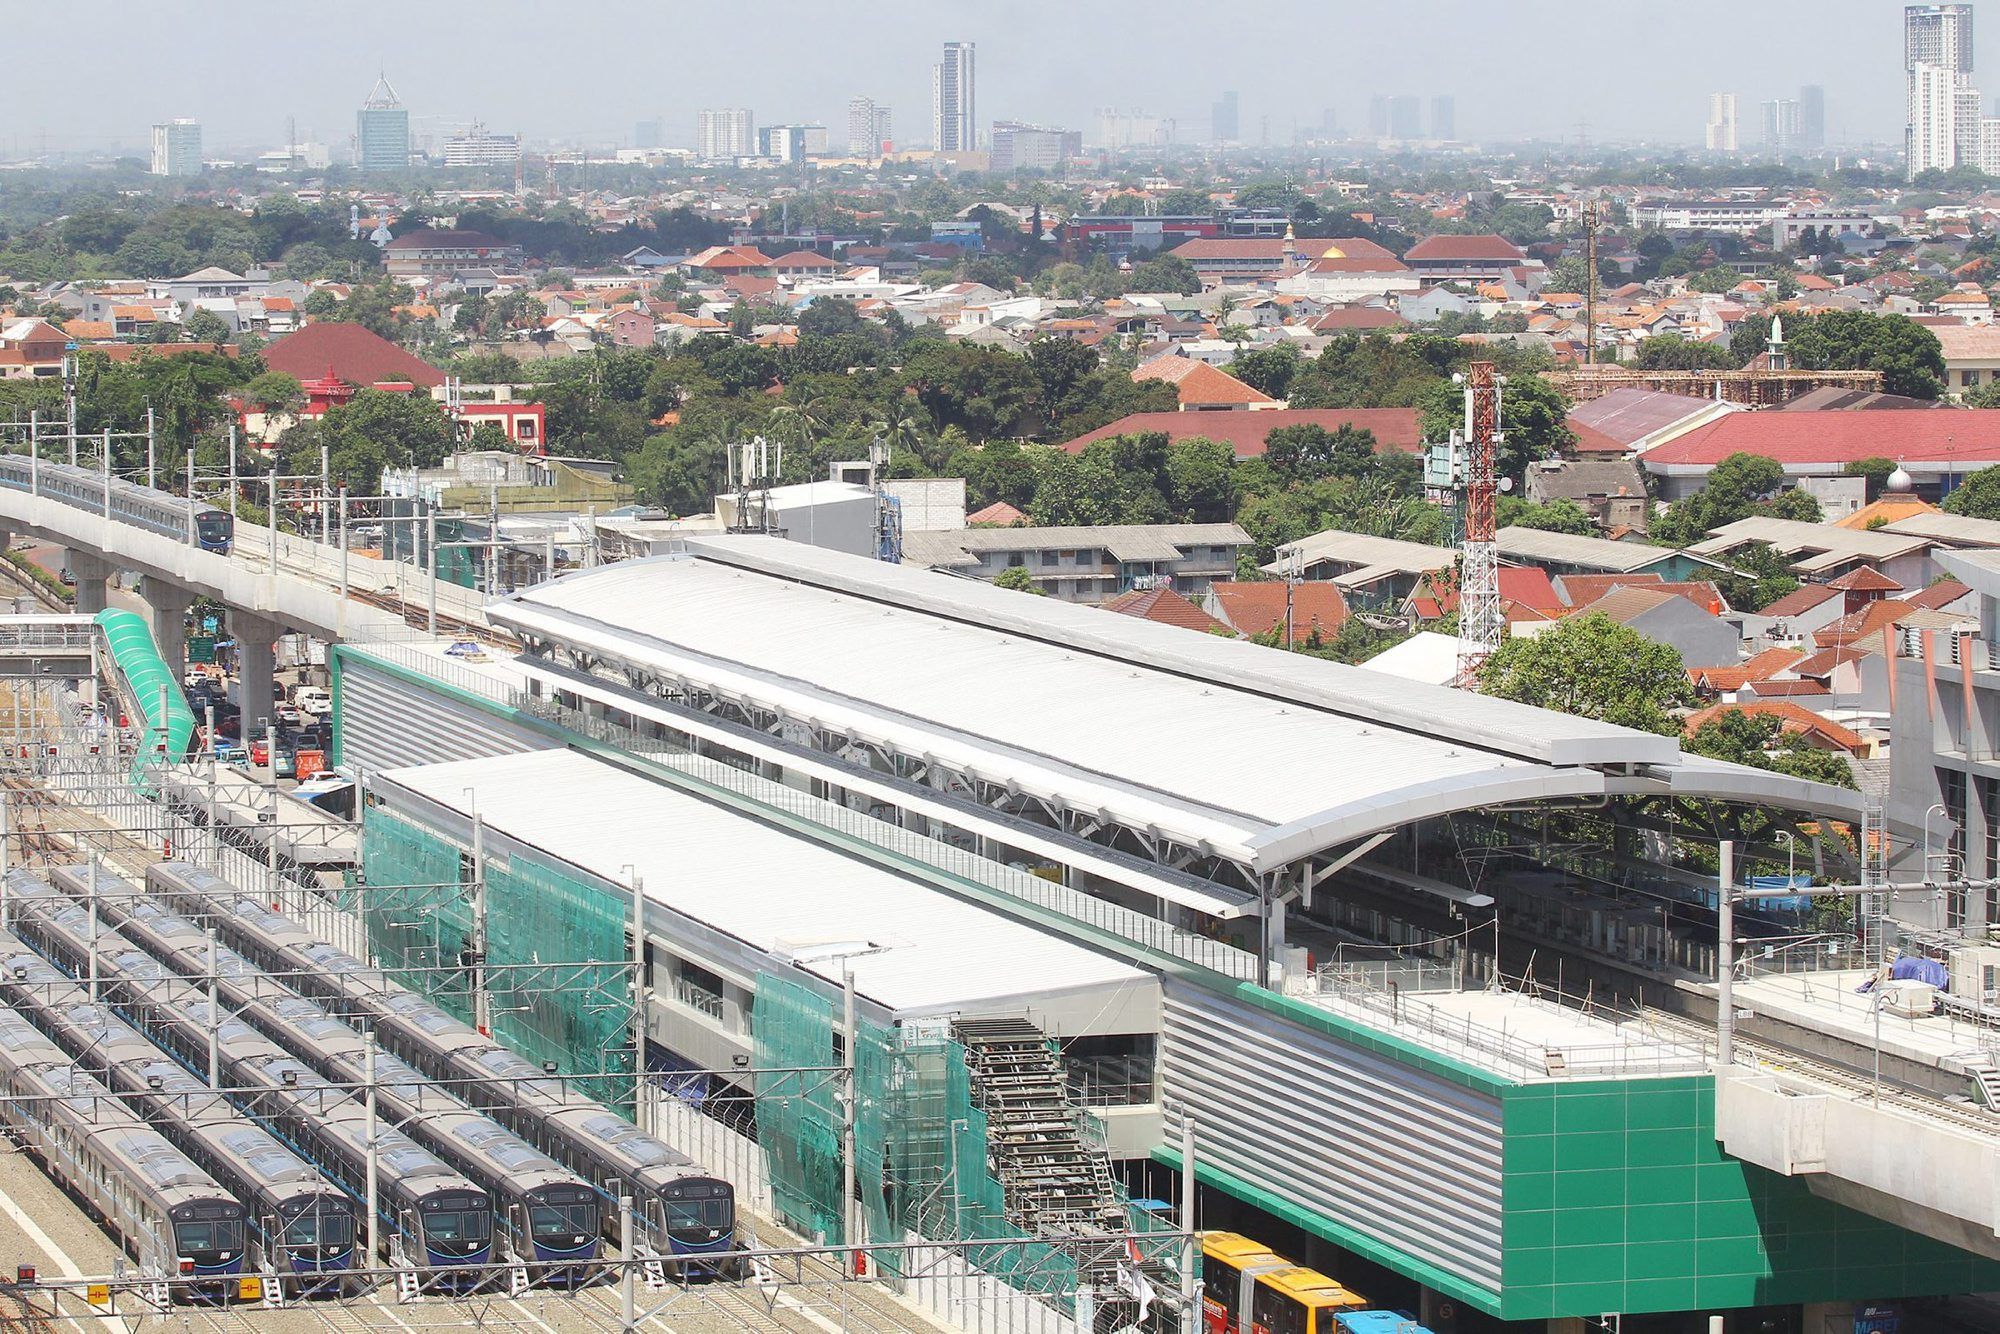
(422, 1209, 491, 1243)
(529, 1203, 595, 1237)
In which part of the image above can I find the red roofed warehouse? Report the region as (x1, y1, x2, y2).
(1402, 234, 1529, 285)
(1641, 410, 2000, 500)
(1061, 409, 1423, 460)
(381, 228, 523, 280)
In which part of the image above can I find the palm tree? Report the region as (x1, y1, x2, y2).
(871, 400, 928, 472)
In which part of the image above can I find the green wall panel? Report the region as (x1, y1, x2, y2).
(1500, 1076, 2000, 1321)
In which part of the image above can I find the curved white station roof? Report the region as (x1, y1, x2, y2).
(488, 536, 1859, 872)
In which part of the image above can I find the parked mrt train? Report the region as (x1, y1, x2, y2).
(2, 871, 495, 1286)
(68, 870, 603, 1283)
(0, 456, 233, 553)
(148, 861, 744, 1276)
(0, 1006, 247, 1295)
(0, 936, 356, 1293)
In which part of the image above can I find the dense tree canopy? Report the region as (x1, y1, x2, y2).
(1478, 612, 1694, 735)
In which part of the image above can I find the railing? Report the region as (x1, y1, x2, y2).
(1292, 964, 1713, 1081)
(672, 974, 726, 1021)
(1064, 1055, 1155, 1108)
(342, 641, 1265, 983)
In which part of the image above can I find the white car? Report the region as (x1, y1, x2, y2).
(294, 687, 333, 717)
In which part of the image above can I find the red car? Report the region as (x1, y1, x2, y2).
(248, 737, 270, 766)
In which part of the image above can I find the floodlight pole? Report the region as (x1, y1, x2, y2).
(1717, 840, 1735, 1070)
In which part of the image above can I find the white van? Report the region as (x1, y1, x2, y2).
(294, 686, 333, 717)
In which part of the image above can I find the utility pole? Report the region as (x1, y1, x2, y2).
(426, 509, 438, 636)
(841, 965, 858, 1271)
(1582, 200, 1600, 367)
(364, 1031, 380, 1266)
(628, 869, 650, 1135)
(470, 807, 491, 1036)
(145, 406, 156, 489)
(206, 927, 220, 1089)
(1717, 840, 1735, 1069)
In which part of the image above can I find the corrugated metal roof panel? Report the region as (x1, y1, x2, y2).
(375, 748, 1155, 1017)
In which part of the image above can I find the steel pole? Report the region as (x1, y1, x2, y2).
(1179, 1113, 1199, 1334)
(1717, 840, 1735, 1070)
(87, 858, 99, 999)
(0, 791, 11, 930)
(146, 407, 155, 489)
(630, 872, 649, 1134)
(471, 810, 490, 1036)
(186, 450, 196, 545)
(338, 488, 349, 601)
(207, 927, 220, 1089)
(365, 1032, 379, 1265)
(619, 1195, 637, 1332)
(842, 965, 858, 1269)
(426, 510, 438, 635)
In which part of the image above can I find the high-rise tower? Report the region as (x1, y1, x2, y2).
(932, 41, 976, 152)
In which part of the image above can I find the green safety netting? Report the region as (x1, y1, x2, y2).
(751, 972, 1104, 1302)
(93, 608, 196, 785)
(358, 810, 636, 1110)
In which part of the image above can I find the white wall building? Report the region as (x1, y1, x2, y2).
(931, 41, 975, 151)
(695, 108, 755, 161)
(150, 119, 202, 177)
(1704, 93, 1738, 151)
(442, 124, 521, 167)
(846, 97, 892, 155)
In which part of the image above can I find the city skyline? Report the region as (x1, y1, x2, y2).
(1, 0, 1957, 157)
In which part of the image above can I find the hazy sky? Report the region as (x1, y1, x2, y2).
(2, 1, 1945, 155)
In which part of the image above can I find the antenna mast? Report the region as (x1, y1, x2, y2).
(1582, 200, 1600, 367)
(1456, 361, 1504, 684)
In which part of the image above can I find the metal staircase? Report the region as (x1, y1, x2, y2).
(953, 1017, 1125, 1236)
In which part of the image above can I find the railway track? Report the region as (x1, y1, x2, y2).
(1641, 1005, 2000, 1136)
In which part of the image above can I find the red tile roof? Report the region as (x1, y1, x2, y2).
(1205, 581, 1349, 645)
(1683, 701, 1865, 753)
(263, 322, 447, 389)
(1790, 645, 1867, 678)
(1688, 647, 1808, 692)
(1310, 306, 1411, 332)
(1132, 355, 1275, 406)
(1906, 578, 1973, 610)
(1555, 573, 1664, 607)
(1061, 409, 1423, 458)
(1739, 679, 1833, 698)
(1826, 564, 1901, 593)
(967, 501, 1029, 526)
(1759, 584, 1843, 618)
(383, 228, 510, 252)
(1403, 234, 1527, 262)
(771, 249, 841, 270)
(1648, 410, 2000, 468)
(1101, 586, 1233, 635)
(1813, 598, 1913, 648)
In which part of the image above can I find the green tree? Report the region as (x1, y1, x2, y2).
(797, 296, 867, 340)
(1633, 334, 1738, 371)
(1417, 373, 1572, 480)
(1478, 612, 1693, 735)
(901, 342, 1041, 442)
(1126, 254, 1201, 295)
(1230, 343, 1302, 400)
(1652, 452, 1820, 547)
(1942, 465, 2000, 520)
(1263, 424, 1379, 484)
(1684, 712, 1858, 789)
(1711, 541, 1801, 613)
(993, 564, 1044, 594)
(301, 289, 338, 319)
(183, 309, 232, 345)
(1497, 497, 1595, 535)
(1730, 310, 1946, 399)
(242, 371, 304, 413)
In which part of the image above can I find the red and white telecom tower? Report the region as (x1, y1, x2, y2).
(1424, 360, 1506, 685)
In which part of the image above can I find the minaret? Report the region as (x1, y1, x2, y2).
(1282, 221, 1300, 275)
(1766, 313, 1788, 370)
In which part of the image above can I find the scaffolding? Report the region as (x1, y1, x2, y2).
(358, 811, 638, 1110)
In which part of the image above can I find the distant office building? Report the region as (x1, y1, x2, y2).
(1212, 90, 1239, 144)
(1430, 96, 1456, 140)
(696, 108, 756, 160)
(443, 123, 520, 167)
(1762, 98, 1802, 151)
(1799, 84, 1826, 149)
(1386, 96, 1422, 140)
(1094, 108, 1171, 150)
(990, 121, 1081, 172)
(1907, 3, 1975, 74)
(1705, 92, 1738, 151)
(757, 124, 826, 163)
(847, 97, 892, 154)
(634, 119, 662, 150)
(1368, 96, 1389, 137)
(1907, 5, 1978, 179)
(932, 41, 976, 151)
(356, 73, 411, 172)
(150, 119, 201, 177)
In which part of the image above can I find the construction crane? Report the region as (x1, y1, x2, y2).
(1423, 361, 1508, 686)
